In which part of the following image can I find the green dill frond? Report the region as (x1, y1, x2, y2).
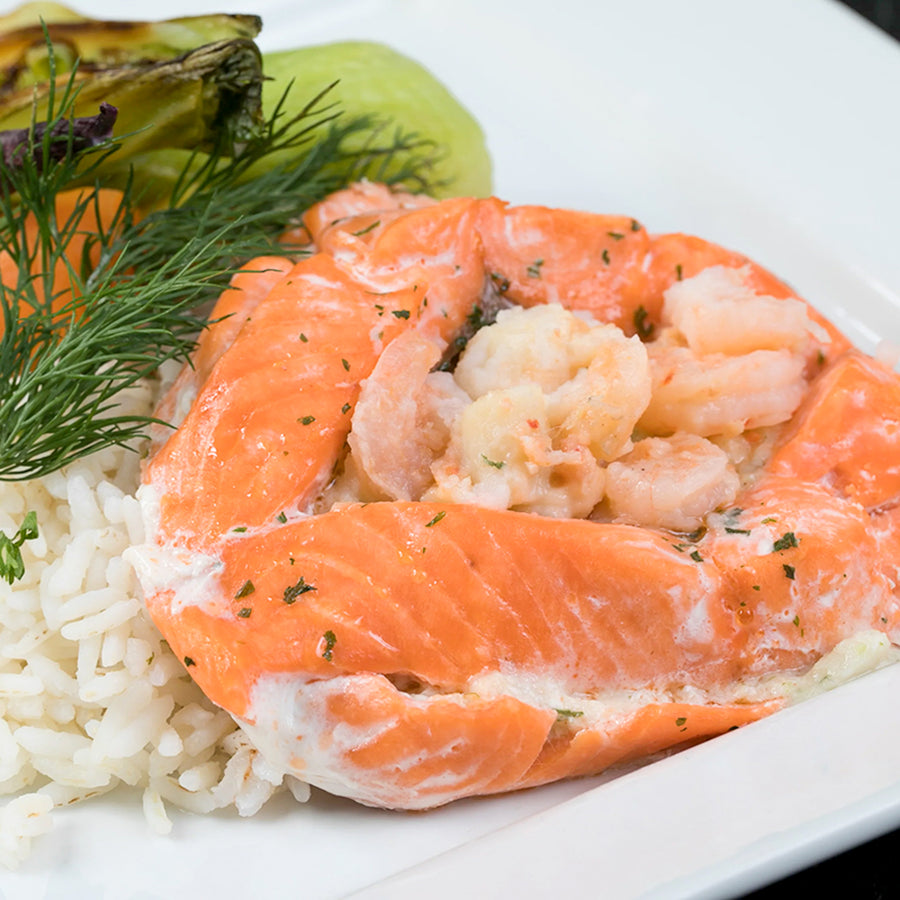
(0, 52, 444, 483)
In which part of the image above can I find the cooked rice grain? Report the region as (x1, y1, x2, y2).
(0, 376, 290, 869)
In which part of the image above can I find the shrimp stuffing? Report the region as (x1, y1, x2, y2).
(131, 185, 900, 811)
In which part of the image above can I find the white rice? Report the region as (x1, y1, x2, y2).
(0, 371, 300, 870)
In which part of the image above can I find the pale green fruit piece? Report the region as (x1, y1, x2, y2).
(262, 41, 492, 198)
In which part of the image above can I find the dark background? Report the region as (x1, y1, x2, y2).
(744, 2, 897, 898)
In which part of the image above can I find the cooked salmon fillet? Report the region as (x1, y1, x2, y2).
(131, 184, 900, 809)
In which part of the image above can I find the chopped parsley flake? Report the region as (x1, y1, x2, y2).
(773, 532, 798, 552)
(555, 708, 584, 718)
(761, 516, 778, 524)
(792, 615, 800, 627)
(783, 564, 796, 580)
(607, 231, 625, 241)
(675, 263, 683, 281)
(283, 576, 316, 604)
(752, 585, 761, 591)
(341, 358, 351, 371)
(235, 580, 256, 599)
(183, 656, 196, 667)
(481, 454, 505, 469)
(232, 526, 247, 533)
(526, 259, 544, 278)
(299, 415, 316, 425)
(490, 272, 511, 293)
(392, 309, 410, 319)
(633, 305, 654, 339)
(630, 219, 641, 231)
(675, 716, 687, 727)
(341, 403, 351, 414)
(276, 511, 287, 524)
(321, 630, 337, 661)
(690, 550, 703, 563)
(601, 248, 611, 265)
(425, 511, 446, 527)
(299, 333, 308, 343)
(237, 607, 252, 618)
(725, 527, 751, 535)
(374, 304, 385, 316)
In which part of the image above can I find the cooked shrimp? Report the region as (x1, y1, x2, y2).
(131, 185, 900, 812)
(640, 344, 808, 437)
(605, 434, 740, 532)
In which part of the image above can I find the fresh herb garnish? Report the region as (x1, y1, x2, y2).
(555, 708, 584, 718)
(633, 305, 654, 339)
(0, 55, 441, 484)
(526, 259, 544, 278)
(489, 271, 510, 293)
(773, 532, 798, 552)
(425, 511, 446, 527)
(235, 579, 255, 599)
(481, 454, 505, 469)
(783, 564, 796, 580)
(321, 629, 337, 661)
(237, 607, 252, 618)
(299, 415, 316, 425)
(391, 309, 410, 319)
(0, 510, 38, 584)
(283, 575, 316, 604)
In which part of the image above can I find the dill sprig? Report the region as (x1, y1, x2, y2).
(0, 64, 442, 484)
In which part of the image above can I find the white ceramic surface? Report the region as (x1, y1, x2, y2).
(1, 1, 899, 898)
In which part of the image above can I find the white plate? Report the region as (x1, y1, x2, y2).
(3, 1, 900, 898)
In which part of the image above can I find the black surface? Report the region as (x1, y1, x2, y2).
(738, 2, 899, 897)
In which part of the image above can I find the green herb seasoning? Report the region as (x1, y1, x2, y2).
(341, 403, 351, 414)
(490, 272, 511, 293)
(783, 564, 796, 580)
(237, 607, 252, 618)
(773, 532, 798, 552)
(725, 527, 751, 535)
(235, 580, 255, 599)
(481, 454, 505, 469)
(555, 709, 584, 718)
(183, 656, 196, 667)
(425, 511, 446, 527)
(601, 248, 611, 265)
(675, 716, 687, 727)
(630, 219, 641, 231)
(675, 263, 683, 281)
(341, 358, 351, 372)
(232, 526, 247, 533)
(276, 511, 288, 524)
(690, 550, 703, 563)
(283, 576, 316, 604)
(321, 630, 337, 661)
(392, 309, 410, 319)
(607, 231, 625, 241)
(299, 415, 316, 425)
(299, 333, 308, 342)
(526, 259, 544, 278)
(0, 510, 38, 585)
(633, 305, 654, 340)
